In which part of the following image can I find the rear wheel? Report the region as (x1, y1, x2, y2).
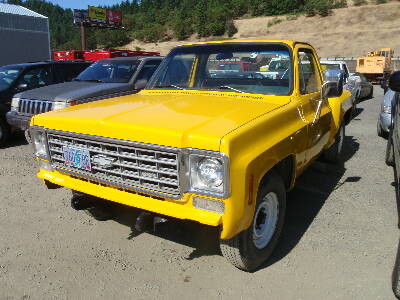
(0, 118, 11, 147)
(220, 170, 286, 271)
(386, 137, 394, 167)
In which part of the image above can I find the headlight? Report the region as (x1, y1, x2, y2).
(189, 154, 229, 197)
(53, 102, 70, 111)
(11, 97, 20, 112)
(198, 158, 223, 187)
(31, 129, 48, 159)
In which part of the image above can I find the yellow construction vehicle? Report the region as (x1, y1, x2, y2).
(356, 48, 393, 83)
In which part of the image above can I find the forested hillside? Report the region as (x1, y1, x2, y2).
(2, 0, 348, 50)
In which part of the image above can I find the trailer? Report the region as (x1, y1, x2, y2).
(83, 49, 160, 61)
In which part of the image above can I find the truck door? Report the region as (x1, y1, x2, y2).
(296, 47, 332, 161)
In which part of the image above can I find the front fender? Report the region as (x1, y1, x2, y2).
(219, 101, 301, 239)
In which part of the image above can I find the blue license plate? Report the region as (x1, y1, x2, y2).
(62, 146, 91, 171)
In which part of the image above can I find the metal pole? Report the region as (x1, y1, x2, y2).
(80, 22, 87, 50)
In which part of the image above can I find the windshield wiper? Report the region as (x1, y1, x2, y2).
(80, 79, 104, 83)
(157, 84, 185, 90)
(217, 85, 244, 93)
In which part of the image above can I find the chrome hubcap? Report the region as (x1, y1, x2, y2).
(252, 192, 279, 249)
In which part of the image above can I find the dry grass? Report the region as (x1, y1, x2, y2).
(123, 2, 400, 57)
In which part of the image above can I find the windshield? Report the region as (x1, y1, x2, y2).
(0, 66, 23, 91)
(148, 43, 292, 96)
(76, 60, 140, 83)
(321, 63, 341, 71)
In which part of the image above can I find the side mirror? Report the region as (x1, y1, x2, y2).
(134, 79, 148, 91)
(16, 83, 28, 91)
(323, 69, 344, 98)
(389, 71, 400, 93)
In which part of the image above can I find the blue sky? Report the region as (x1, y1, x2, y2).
(48, 0, 127, 9)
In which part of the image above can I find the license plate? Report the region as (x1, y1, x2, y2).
(62, 146, 91, 171)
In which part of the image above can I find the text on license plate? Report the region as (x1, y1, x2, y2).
(62, 146, 91, 171)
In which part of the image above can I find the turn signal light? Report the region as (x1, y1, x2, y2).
(192, 196, 225, 214)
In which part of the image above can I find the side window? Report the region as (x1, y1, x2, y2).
(135, 60, 162, 82)
(17, 66, 52, 89)
(158, 54, 195, 86)
(298, 49, 321, 95)
(54, 64, 84, 83)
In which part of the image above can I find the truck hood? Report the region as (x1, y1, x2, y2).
(32, 90, 290, 151)
(19, 81, 131, 102)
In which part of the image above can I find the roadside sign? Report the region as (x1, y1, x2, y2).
(73, 9, 88, 24)
(106, 9, 122, 25)
(88, 6, 107, 24)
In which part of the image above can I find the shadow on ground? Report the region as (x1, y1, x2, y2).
(352, 107, 364, 120)
(1, 131, 27, 148)
(85, 135, 361, 267)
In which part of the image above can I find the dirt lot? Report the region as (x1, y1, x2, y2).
(0, 88, 399, 299)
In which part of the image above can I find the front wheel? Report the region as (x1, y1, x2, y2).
(0, 118, 11, 147)
(323, 122, 345, 163)
(220, 170, 286, 271)
(368, 86, 374, 99)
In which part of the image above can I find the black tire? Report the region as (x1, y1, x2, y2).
(352, 100, 358, 118)
(386, 137, 394, 167)
(368, 86, 374, 99)
(393, 239, 400, 299)
(323, 122, 345, 164)
(71, 190, 113, 221)
(220, 170, 286, 271)
(0, 117, 11, 147)
(377, 121, 388, 139)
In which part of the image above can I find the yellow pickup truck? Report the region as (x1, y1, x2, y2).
(30, 40, 353, 271)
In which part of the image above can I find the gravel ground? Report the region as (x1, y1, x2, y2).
(0, 88, 398, 300)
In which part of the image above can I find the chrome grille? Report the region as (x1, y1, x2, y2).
(47, 132, 180, 196)
(18, 99, 53, 115)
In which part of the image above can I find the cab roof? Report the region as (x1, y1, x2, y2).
(176, 40, 308, 48)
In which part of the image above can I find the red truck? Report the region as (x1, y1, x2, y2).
(53, 49, 160, 62)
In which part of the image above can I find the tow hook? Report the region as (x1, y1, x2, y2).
(134, 212, 168, 232)
(71, 194, 95, 211)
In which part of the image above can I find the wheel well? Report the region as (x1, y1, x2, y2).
(260, 155, 295, 192)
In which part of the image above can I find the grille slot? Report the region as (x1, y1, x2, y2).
(18, 99, 53, 115)
(47, 132, 180, 196)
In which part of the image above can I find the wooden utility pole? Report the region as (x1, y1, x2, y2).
(80, 22, 87, 50)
